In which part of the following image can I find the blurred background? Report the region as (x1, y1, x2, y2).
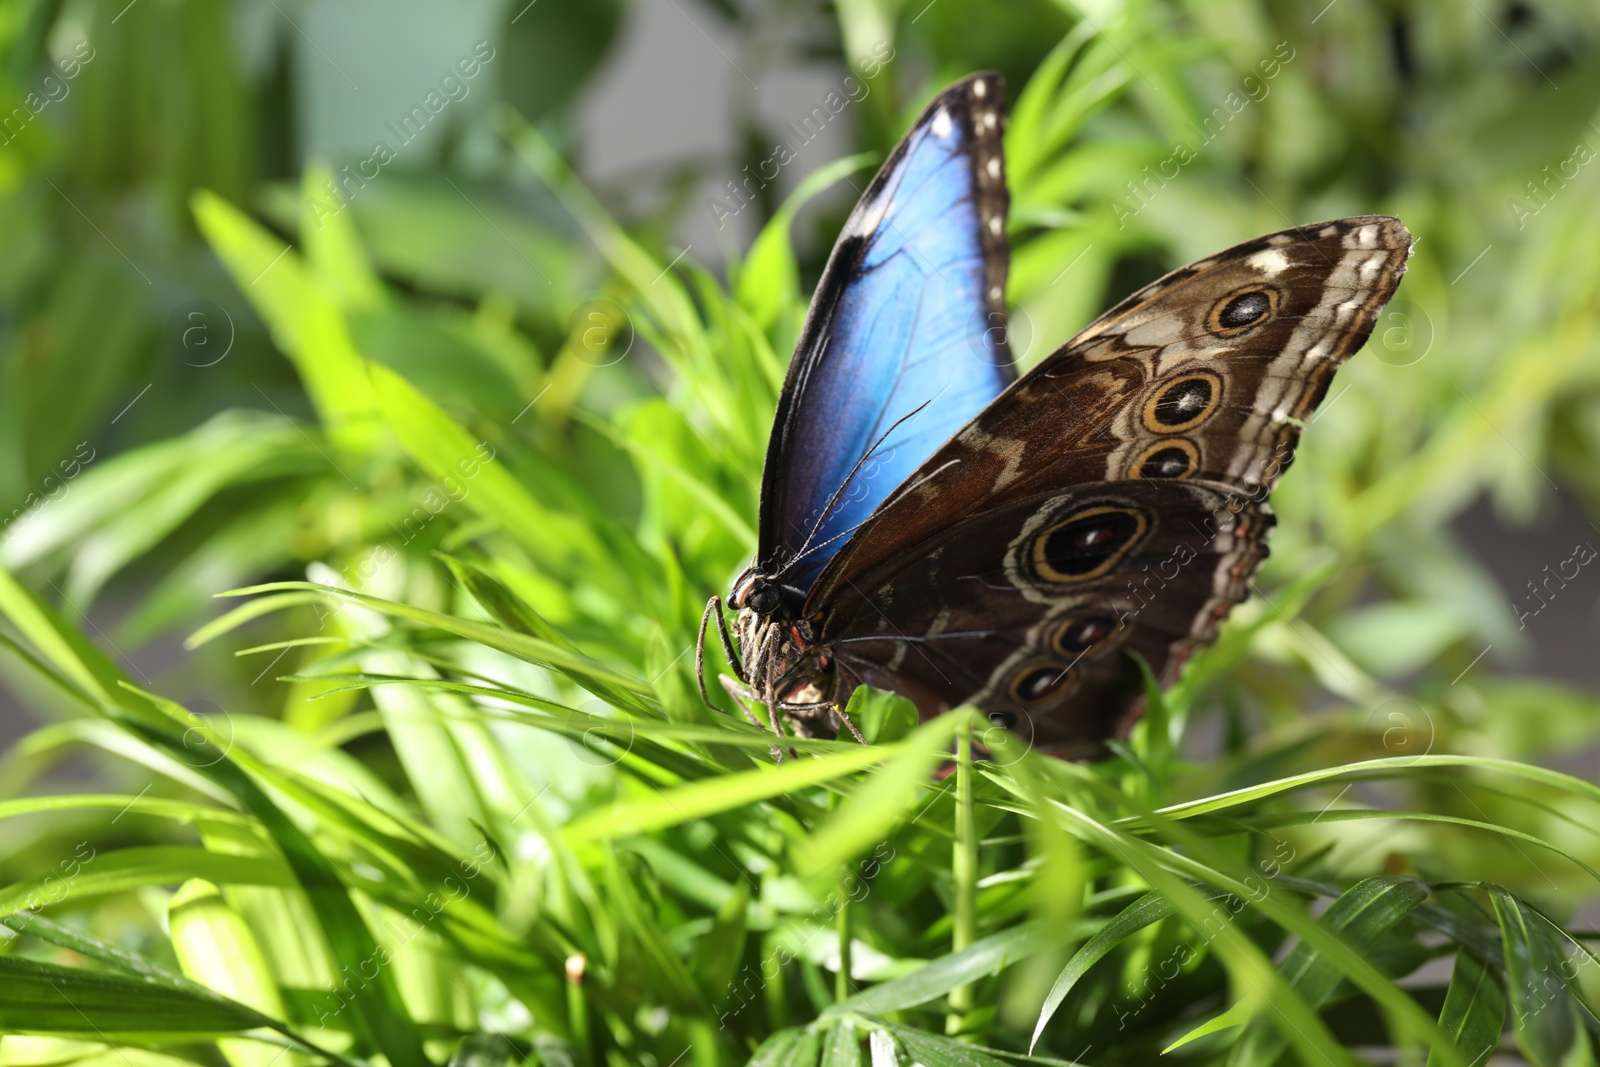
(1, 0, 1599, 884)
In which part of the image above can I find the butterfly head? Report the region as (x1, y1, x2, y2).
(730, 568, 807, 619)
(732, 570, 781, 616)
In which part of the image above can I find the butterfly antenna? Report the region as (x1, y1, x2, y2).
(779, 397, 937, 576)
(779, 445, 962, 579)
(775, 515, 873, 577)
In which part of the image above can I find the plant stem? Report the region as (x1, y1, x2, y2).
(835, 790, 853, 1003)
(947, 716, 977, 1036)
(836, 864, 853, 1002)
(565, 953, 591, 1066)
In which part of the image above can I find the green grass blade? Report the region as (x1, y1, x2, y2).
(0, 908, 361, 1067)
(1427, 950, 1507, 1067)
(1234, 807, 1600, 884)
(821, 1019, 863, 1067)
(1005, 761, 1452, 1067)
(168, 879, 303, 1067)
(191, 190, 380, 455)
(1231, 876, 1432, 1067)
(185, 592, 328, 649)
(365, 360, 601, 570)
(0, 847, 293, 915)
(220, 581, 659, 716)
(793, 714, 961, 877)
(748, 1028, 809, 1066)
(0, 562, 120, 706)
(1151, 754, 1600, 825)
(884, 1027, 1016, 1066)
(1030, 889, 1221, 1050)
(563, 743, 891, 843)
(1488, 885, 1583, 1067)
(110, 685, 430, 1067)
(436, 554, 577, 649)
(829, 922, 1045, 1018)
(0, 955, 264, 1035)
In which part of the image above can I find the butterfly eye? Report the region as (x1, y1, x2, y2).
(1142, 371, 1222, 434)
(744, 579, 780, 615)
(1052, 615, 1120, 656)
(985, 710, 1019, 730)
(1209, 286, 1279, 335)
(1029, 504, 1147, 584)
(1008, 660, 1075, 706)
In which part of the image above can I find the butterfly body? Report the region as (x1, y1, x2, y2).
(701, 73, 1412, 757)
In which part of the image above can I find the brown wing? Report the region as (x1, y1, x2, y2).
(805, 216, 1413, 756)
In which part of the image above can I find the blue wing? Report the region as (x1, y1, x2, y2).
(759, 73, 1014, 591)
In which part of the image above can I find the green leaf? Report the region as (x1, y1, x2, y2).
(222, 580, 659, 717)
(794, 714, 961, 876)
(884, 1026, 1014, 1066)
(821, 1019, 864, 1067)
(167, 879, 301, 1067)
(577, 405, 757, 549)
(0, 955, 263, 1035)
(191, 190, 380, 454)
(1489, 885, 1583, 1067)
(499, 114, 709, 365)
(1032, 889, 1215, 1049)
(1428, 950, 1507, 1067)
(109, 684, 430, 1067)
(848, 686, 917, 746)
(736, 153, 875, 331)
(0, 561, 121, 706)
(1231, 876, 1432, 1067)
(0, 847, 294, 916)
(563, 741, 893, 843)
(300, 163, 385, 310)
(438, 553, 579, 650)
(830, 922, 1045, 1017)
(1166, 1003, 1250, 1052)
(0, 908, 359, 1067)
(695, 881, 750, 995)
(365, 360, 599, 572)
(1007, 766, 1414, 1067)
(748, 1028, 810, 1067)
(1153, 754, 1600, 829)
(500, 0, 622, 123)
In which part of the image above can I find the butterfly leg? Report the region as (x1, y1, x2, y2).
(718, 627, 787, 761)
(759, 628, 797, 762)
(719, 673, 774, 733)
(695, 595, 742, 711)
(835, 704, 867, 744)
(721, 678, 834, 716)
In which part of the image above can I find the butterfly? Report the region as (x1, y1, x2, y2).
(697, 72, 1411, 758)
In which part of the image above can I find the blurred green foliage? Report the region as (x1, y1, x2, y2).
(1, 1, 1599, 1064)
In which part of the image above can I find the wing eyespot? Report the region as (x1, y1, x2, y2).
(1131, 439, 1199, 479)
(1141, 371, 1222, 434)
(1029, 504, 1148, 584)
(1208, 285, 1280, 336)
(1008, 659, 1076, 706)
(1050, 614, 1122, 656)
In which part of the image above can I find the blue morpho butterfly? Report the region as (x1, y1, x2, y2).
(696, 73, 1411, 758)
